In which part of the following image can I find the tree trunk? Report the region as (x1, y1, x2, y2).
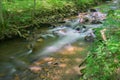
(0, 0, 4, 28)
(32, 0, 36, 20)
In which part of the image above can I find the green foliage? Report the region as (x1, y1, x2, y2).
(80, 10, 120, 80)
(74, 0, 94, 8)
(104, 10, 120, 28)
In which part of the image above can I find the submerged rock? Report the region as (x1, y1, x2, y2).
(84, 29, 96, 42)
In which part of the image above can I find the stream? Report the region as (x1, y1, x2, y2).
(0, 18, 102, 80)
(0, 1, 118, 79)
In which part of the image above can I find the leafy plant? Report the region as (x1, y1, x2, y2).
(80, 9, 120, 80)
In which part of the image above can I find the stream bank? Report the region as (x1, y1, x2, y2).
(79, 0, 120, 80)
(0, 0, 107, 40)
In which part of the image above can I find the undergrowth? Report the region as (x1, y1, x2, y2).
(80, 8, 120, 80)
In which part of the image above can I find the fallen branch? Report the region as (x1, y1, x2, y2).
(100, 29, 107, 41)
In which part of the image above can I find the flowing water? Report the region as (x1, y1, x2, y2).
(0, 18, 103, 80)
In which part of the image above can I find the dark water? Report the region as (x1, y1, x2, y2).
(0, 38, 29, 80)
